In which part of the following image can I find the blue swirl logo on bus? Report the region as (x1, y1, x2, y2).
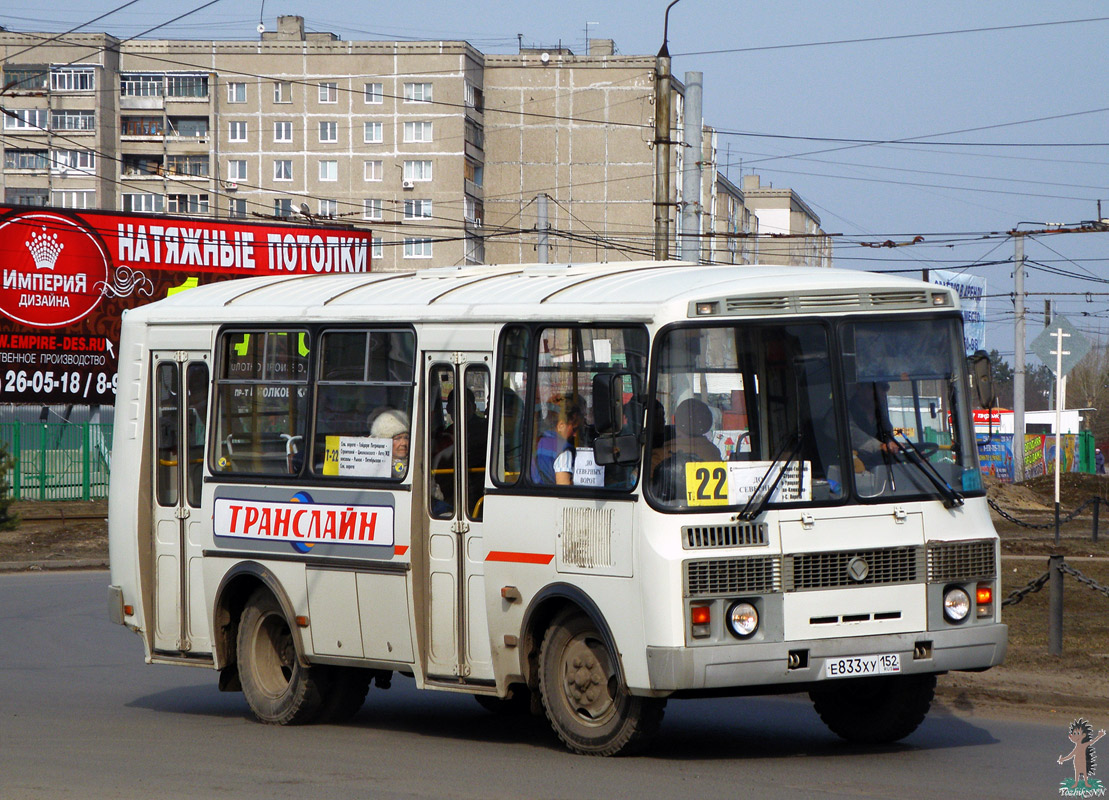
(289, 491, 314, 553)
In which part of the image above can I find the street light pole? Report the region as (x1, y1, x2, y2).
(654, 0, 683, 261)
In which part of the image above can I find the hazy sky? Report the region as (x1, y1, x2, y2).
(3, 0, 1107, 357)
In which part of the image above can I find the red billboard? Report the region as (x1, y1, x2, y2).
(0, 205, 373, 404)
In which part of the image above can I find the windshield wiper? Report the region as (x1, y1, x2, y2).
(894, 433, 964, 509)
(738, 433, 804, 521)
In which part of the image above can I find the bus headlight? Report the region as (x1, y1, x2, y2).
(943, 587, 971, 622)
(726, 601, 759, 639)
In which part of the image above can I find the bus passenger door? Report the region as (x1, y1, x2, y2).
(151, 351, 211, 655)
(424, 353, 494, 682)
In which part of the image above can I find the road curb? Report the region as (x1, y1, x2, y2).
(0, 558, 108, 573)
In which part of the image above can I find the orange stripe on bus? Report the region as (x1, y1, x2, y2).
(394, 545, 409, 556)
(485, 550, 554, 565)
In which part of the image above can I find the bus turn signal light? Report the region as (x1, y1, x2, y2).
(691, 605, 711, 638)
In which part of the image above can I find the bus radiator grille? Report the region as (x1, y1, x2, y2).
(560, 507, 614, 569)
(682, 522, 767, 549)
(926, 539, 996, 582)
(783, 546, 924, 591)
(683, 556, 781, 598)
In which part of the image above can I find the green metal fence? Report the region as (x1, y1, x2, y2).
(0, 423, 114, 500)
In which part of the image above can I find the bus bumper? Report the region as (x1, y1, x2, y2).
(644, 623, 1008, 692)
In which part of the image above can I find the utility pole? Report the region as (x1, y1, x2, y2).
(536, 193, 549, 264)
(654, 0, 682, 261)
(679, 71, 703, 263)
(1013, 234, 1026, 482)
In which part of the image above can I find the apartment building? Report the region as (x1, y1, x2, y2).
(1, 16, 829, 270)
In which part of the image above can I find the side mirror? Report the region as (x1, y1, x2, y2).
(592, 373, 621, 434)
(593, 432, 640, 466)
(969, 349, 994, 410)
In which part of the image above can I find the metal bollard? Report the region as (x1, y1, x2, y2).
(1048, 554, 1064, 656)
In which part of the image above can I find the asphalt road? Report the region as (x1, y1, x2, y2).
(0, 571, 1087, 799)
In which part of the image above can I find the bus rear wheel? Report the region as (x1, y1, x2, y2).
(236, 587, 325, 725)
(538, 610, 665, 756)
(809, 673, 936, 744)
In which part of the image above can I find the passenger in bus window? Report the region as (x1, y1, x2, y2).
(531, 399, 581, 485)
(371, 409, 410, 477)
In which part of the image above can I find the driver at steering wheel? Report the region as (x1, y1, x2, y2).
(848, 381, 901, 470)
(650, 397, 722, 474)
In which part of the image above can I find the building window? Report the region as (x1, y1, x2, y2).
(229, 120, 248, 142)
(464, 82, 484, 112)
(403, 121, 432, 143)
(363, 198, 383, 220)
(50, 110, 95, 131)
(50, 67, 95, 92)
(123, 193, 164, 213)
(165, 74, 208, 98)
(4, 188, 49, 206)
(3, 150, 48, 170)
(167, 193, 210, 214)
(403, 160, 433, 182)
(319, 121, 338, 143)
(166, 155, 209, 177)
(403, 82, 432, 103)
(364, 82, 383, 104)
(227, 159, 247, 181)
(120, 73, 162, 97)
(319, 160, 338, 182)
(371, 236, 383, 259)
(51, 190, 95, 209)
(274, 81, 292, 103)
(229, 198, 247, 218)
(319, 82, 338, 103)
(4, 108, 48, 130)
(274, 160, 293, 181)
(464, 196, 484, 224)
(363, 121, 383, 144)
(51, 149, 96, 174)
(168, 117, 208, 137)
(122, 116, 164, 136)
(364, 160, 383, 182)
(319, 199, 338, 218)
(227, 82, 247, 103)
(464, 158, 483, 187)
(403, 199, 432, 220)
(464, 119, 484, 150)
(465, 234, 485, 264)
(274, 198, 293, 217)
(274, 121, 292, 142)
(2, 66, 48, 91)
(403, 237, 433, 258)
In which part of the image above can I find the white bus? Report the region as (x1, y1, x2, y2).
(108, 261, 1006, 755)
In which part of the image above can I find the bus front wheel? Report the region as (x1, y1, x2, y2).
(809, 673, 936, 744)
(236, 587, 326, 725)
(538, 610, 665, 756)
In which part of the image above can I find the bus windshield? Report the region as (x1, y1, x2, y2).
(647, 316, 980, 511)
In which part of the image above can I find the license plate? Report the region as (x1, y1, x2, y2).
(821, 653, 901, 679)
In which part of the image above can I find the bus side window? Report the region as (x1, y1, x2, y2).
(313, 329, 415, 479)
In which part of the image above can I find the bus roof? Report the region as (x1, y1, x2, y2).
(123, 261, 955, 326)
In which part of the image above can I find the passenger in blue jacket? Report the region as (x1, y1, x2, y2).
(531, 400, 582, 485)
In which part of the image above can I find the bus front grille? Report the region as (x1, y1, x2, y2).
(682, 522, 767, 549)
(784, 546, 924, 591)
(684, 556, 781, 597)
(927, 539, 996, 582)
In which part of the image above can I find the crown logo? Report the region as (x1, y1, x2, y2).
(26, 226, 64, 270)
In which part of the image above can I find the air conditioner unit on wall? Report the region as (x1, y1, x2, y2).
(402, 180, 415, 189)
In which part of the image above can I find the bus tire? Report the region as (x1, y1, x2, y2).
(538, 609, 665, 756)
(809, 673, 936, 744)
(236, 587, 325, 725)
(317, 667, 371, 723)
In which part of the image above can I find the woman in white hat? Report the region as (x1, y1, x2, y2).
(371, 409, 410, 476)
